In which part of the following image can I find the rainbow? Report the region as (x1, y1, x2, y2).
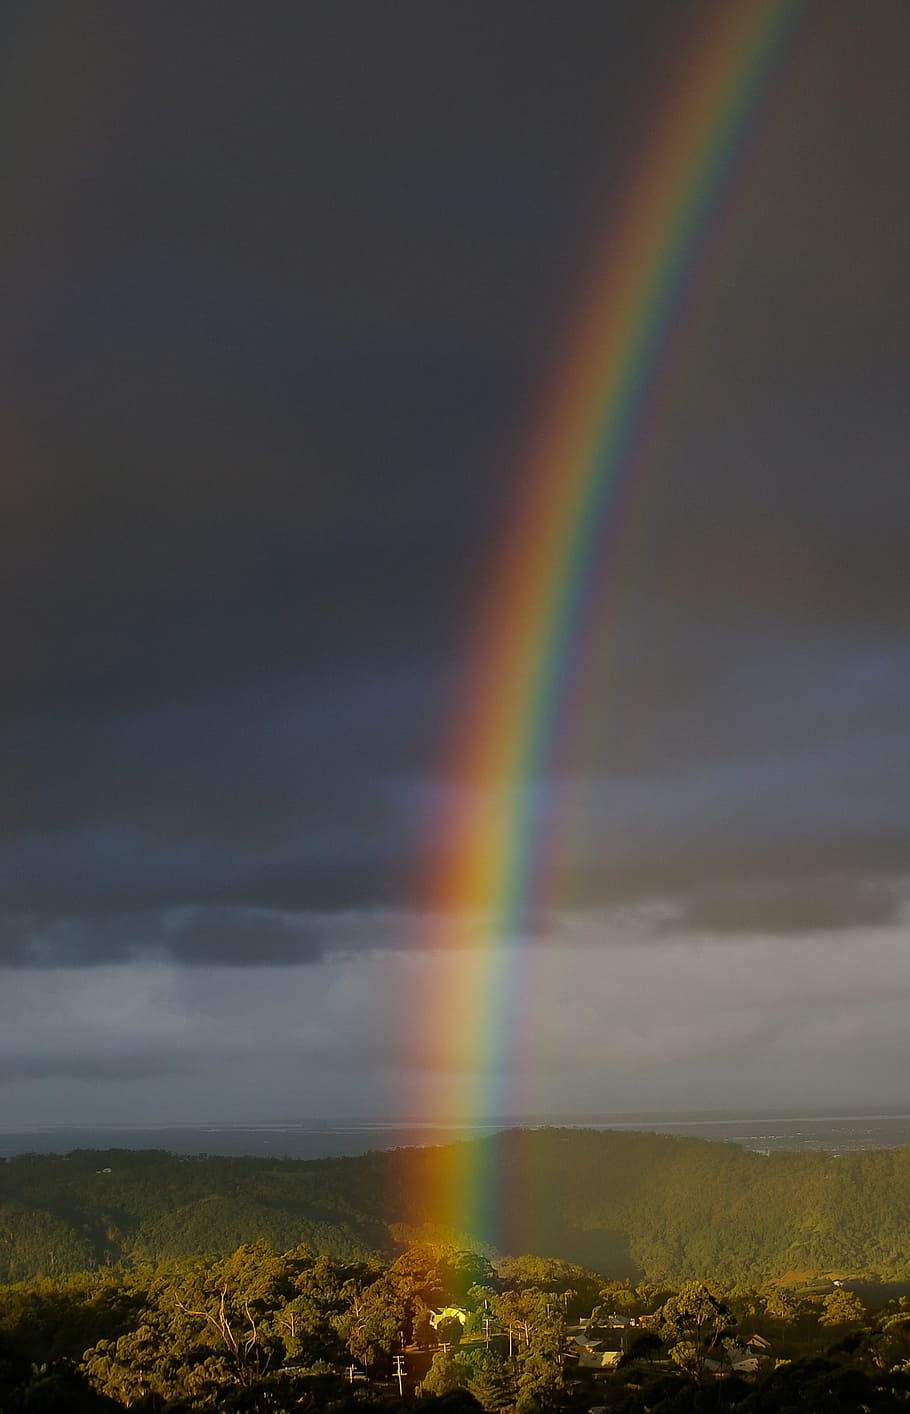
(421, 0, 805, 1245)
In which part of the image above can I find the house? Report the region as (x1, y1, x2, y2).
(577, 1347, 622, 1370)
(582, 1319, 633, 1355)
(705, 1341, 772, 1377)
(429, 1307, 467, 1329)
(566, 1335, 622, 1370)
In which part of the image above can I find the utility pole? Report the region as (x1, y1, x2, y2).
(393, 1355, 405, 1397)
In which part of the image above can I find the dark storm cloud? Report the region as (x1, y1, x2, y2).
(7, 0, 638, 729)
(0, 906, 335, 969)
(2, 624, 904, 953)
(1, 1053, 192, 1083)
(2, 329, 508, 727)
(2, 1, 909, 969)
(555, 634, 910, 933)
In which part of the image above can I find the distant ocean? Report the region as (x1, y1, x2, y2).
(2, 1110, 910, 1160)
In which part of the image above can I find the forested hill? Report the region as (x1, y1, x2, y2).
(2, 1129, 909, 1287)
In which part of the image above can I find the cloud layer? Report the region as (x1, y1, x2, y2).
(1, 2, 909, 1116)
(2, 927, 909, 1123)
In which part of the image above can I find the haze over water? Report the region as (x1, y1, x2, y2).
(3, 1110, 910, 1161)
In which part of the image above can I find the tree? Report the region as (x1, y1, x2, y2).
(435, 1315, 465, 1349)
(387, 1246, 448, 1309)
(338, 1274, 406, 1373)
(869, 1311, 910, 1370)
(726, 1284, 765, 1331)
(14, 1359, 120, 1414)
(821, 1288, 866, 1328)
(739, 1355, 910, 1412)
(451, 1252, 497, 1304)
(463, 1348, 515, 1413)
(595, 1280, 639, 1320)
(514, 1346, 567, 1411)
(421, 1350, 474, 1398)
(658, 1281, 732, 1387)
(421, 1392, 484, 1413)
(621, 1330, 664, 1368)
(413, 1310, 437, 1350)
(762, 1287, 799, 1324)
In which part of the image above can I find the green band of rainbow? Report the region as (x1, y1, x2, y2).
(423, 0, 805, 1245)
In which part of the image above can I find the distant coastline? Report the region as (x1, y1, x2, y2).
(3, 1107, 910, 1160)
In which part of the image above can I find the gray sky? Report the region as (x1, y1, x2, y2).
(2, 1, 908, 1124)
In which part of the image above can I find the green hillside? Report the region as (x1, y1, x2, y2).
(2, 1130, 909, 1286)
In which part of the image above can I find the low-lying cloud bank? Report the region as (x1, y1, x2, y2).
(2, 925, 908, 1124)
